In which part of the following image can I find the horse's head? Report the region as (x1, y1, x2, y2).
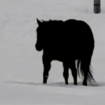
(35, 18, 45, 51)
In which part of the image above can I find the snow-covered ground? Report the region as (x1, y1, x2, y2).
(0, 0, 105, 104)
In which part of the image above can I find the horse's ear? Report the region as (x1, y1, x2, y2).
(36, 18, 41, 26)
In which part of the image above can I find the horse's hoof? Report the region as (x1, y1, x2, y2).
(83, 84, 87, 86)
(65, 82, 68, 85)
(43, 80, 47, 84)
(74, 83, 77, 85)
(43, 82, 47, 84)
(83, 82, 87, 86)
(65, 80, 68, 85)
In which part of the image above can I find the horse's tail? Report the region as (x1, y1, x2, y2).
(77, 59, 95, 82)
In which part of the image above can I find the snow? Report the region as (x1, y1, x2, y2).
(0, 0, 105, 104)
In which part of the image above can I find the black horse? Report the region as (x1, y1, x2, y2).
(35, 18, 95, 86)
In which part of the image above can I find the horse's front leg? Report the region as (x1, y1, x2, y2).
(42, 54, 51, 84)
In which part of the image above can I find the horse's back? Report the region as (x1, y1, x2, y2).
(43, 19, 94, 60)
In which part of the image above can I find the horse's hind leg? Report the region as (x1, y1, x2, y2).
(69, 61, 77, 85)
(63, 62, 69, 85)
(81, 63, 89, 86)
(81, 59, 91, 86)
(42, 55, 51, 84)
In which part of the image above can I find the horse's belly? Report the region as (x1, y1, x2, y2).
(48, 51, 79, 62)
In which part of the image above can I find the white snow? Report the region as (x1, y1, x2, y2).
(0, 0, 105, 104)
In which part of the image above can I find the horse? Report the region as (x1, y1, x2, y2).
(35, 18, 95, 86)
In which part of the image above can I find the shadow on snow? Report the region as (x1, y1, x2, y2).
(4, 80, 103, 87)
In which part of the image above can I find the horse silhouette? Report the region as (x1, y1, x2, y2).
(35, 18, 95, 86)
